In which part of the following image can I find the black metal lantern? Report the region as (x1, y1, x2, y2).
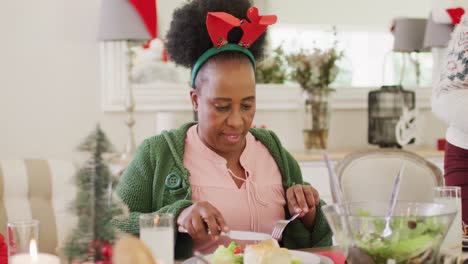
(368, 85, 415, 148)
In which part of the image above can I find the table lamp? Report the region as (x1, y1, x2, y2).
(392, 18, 428, 86)
(97, 0, 152, 172)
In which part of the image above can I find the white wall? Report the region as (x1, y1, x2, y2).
(0, 0, 447, 161)
(265, 0, 431, 28)
(156, 0, 433, 37)
(1, 0, 102, 159)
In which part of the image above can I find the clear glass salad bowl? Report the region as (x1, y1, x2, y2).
(322, 201, 457, 264)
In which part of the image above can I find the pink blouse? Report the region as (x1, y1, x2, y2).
(183, 125, 286, 253)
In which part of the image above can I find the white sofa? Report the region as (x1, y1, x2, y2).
(0, 159, 77, 255)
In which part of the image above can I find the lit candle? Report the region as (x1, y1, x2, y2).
(9, 239, 60, 264)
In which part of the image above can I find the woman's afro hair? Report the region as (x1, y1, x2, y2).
(165, 0, 267, 68)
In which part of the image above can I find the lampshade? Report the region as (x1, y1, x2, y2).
(98, 0, 151, 41)
(423, 13, 454, 48)
(392, 18, 428, 52)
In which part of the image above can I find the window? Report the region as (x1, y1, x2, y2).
(100, 28, 433, 112)
(269, 24, 433, 88)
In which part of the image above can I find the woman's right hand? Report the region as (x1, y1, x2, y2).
(177, 201, 229, 241)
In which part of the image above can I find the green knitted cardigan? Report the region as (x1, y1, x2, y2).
(112, 122, 332, 259)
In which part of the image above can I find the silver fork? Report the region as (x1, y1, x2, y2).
(381, 162, 405, 239)
(271, 213, 300, 241)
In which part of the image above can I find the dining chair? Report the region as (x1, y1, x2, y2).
(0, 159, 77, 255)
(333, 149, 443, 203)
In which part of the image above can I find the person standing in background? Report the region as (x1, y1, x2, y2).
(432, 14, 468, 224)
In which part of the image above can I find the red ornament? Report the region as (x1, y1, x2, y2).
(206, 12, 241, 48)
(162, 47, 168, 62)
(101, 244, 113, 259)
(447, 7, 465, 25)
(0, 233, 7, 264)
(143, 41, 151, 49)
(128, 0, 158, 39)
(205, 7, 277, 49)
(438, 138, 447, 151)
(239, 7, 277, 48)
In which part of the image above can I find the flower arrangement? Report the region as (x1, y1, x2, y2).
(255, 46, 287, 84)
(285, 34, 345, 150)
(286, 43, 344, 93)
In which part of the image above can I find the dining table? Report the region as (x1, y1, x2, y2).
(175, 246, 344, 264)
(300, 246, 468, 264)
(175, 246, 468, 264)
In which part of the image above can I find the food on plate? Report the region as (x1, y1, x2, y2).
(211, 242, 243, 264)
(243, 239, 301, 264)
(211, 239, 301, 264)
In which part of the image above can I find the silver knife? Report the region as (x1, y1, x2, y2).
(224, 230, 271, 241)
(178, 226, 271, 241)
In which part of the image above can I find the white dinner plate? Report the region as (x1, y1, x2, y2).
(289, 250, 323, 264)
(182, 250, 330, 264)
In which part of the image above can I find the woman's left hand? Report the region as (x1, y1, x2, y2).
(286, 184, 320, 229)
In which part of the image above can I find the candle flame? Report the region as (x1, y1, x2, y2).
(29, 239, 38, 261)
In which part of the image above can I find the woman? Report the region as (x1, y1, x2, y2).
(113, 0, 332, 259)
(432, 14, 468, 224)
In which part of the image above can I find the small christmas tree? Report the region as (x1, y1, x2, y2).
(63, 125, 124, 264)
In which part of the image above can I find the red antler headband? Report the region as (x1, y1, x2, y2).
(191, 7, 277, 87)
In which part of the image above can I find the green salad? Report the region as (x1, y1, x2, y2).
(211, 242, 302, 264)
(351, 209, 446, 263)
(211, 242, 244, 264)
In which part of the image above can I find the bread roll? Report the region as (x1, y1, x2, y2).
(243, 239, 292, 264)
(112, 235, 158, 264)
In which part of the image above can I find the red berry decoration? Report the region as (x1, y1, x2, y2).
(101, 243, 113, 259)
(0, 234, 8, 264)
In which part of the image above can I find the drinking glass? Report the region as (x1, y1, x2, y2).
(7, 219, 40, 258)
(139, 213, 174, 264)
(434, 186, 462, 252)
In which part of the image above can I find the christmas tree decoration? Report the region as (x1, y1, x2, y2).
(63, 125, 125, 263)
